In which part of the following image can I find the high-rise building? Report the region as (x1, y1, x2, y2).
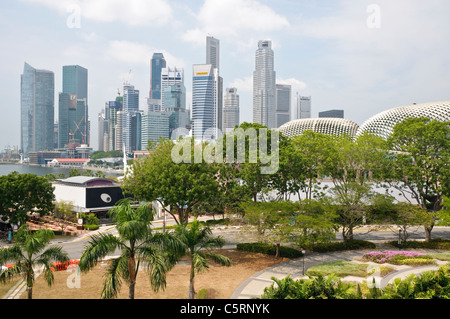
(160, 67, 184, 110)
(122, 84, 139, 153)
(21, 62, 55, 157)
(164, 83, 188, 138)
(253, 40, 276, 129)
(150, 53, 166, 99)
(319, 109, 344, 119)
(296, 95, 311, 119)
(275, 84, 291, 128)
(59, 65, 89, 149)
(222, 88, 240, 133)
(206, 36, 220, 70)
(192, 64, 222, 140)
(141, 111, 170, 149)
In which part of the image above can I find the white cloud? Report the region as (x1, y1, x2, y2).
(182, 0, 290, 46)
(277, 78, 307, 94)
(22, 0, 173, 26)
(106, 40, 186, 68)
(229, 76, 253, 93)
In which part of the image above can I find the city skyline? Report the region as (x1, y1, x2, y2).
(2, 0, 450, 150)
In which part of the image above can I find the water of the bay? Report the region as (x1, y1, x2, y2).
(0, 163, 121, 178)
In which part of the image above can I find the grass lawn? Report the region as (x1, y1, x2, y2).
(306, 260, 370, 278)
(22, 249, 288, 299)
(427, 252, 450, 262)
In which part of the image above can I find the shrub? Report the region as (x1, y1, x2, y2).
(196, 288, 208, 299)
(83, 224, 100, 231)
(236, 243, 303, 258)
(397, 258, 436, 266)
(362, 251, 433, 265)
(311, 240, 376, 253)
(389, 239, 450, 250)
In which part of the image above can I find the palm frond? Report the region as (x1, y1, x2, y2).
(205, 252, 233, 267)
(101, 255, 128, 299)
(79, 233, 124, 272)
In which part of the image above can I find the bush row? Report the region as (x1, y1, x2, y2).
(83, 224, 100, 231)
(236, 243, 304, 258)
(309, 240, 376, 253)
(388, 239, 450, 250)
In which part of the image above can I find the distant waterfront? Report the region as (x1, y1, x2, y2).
(0, 163, 122, 178)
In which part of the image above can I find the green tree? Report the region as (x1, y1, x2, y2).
(241, 201, 293, 257)
(0, 172, 55, 226)
(53, 201, 77, 233)
(325, 133, 388, 240)
(78, 199, 181, 299)
(0, 227, 69, 299)
(386, 118, 450, 241)
(123, 138, 219, 226)
(173, 219, 232, 299)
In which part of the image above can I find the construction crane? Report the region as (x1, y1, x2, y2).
(68, 117, 85, 149)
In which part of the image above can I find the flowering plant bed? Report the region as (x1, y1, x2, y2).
(362, 251, 434, 265)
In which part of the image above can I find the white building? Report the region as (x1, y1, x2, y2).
(253, 40, 276, 129)
(222, 88, 240, 133)
(53, 176, 132, 218)
(296, 95, 311, 119)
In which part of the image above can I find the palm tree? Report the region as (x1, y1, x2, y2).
(78, 198, 182, 299)
(174, 219, 232, 299)
(0, 227, 69, 299)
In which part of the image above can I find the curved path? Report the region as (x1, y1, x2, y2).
(231, 248, 448, 299)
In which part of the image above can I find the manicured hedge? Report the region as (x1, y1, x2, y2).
(236, 243, 304, 258)
(389, 239, 450, 250)
(309, 240, 376, 253)
(83, 224, 100, 231)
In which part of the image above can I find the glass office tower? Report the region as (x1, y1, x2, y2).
(192, 64, 221, 140)
(150, 53, 166, 99)
(21, 62, 55, 157)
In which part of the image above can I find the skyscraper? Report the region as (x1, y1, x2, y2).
(319, 109, 344, 119)
(296, 95, 311, 119)
(206, 36, 220, 70)
(253, 40, 276, 129)
(21, 62, 55, 157)
(223, 88, 240, 133)
(164, 83, 189, 138)
(141, 111, 170, 149)
(59, 65, 89, 148)
(122, 84, 140, 153)
(192, 64, 221, 139)
(160, 67, 184, 110)
(275, 84, 291, 128)
(150, 53, 166, 99)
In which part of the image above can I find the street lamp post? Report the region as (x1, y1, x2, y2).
(302, 250, 306, 276)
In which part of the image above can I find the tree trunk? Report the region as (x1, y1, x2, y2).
(275, 243, 281, 258)
(27, 286, 32, 299)
(424, 225, 433, 242)
(128, 257, 136, 299)
(189, 263, 196, 299)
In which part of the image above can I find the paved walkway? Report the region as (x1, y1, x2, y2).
(231, 247, 447, 299)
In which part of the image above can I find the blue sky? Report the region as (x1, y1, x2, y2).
(1, 0, 449, 151)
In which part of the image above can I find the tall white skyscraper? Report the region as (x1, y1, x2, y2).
(296, 95, 312, 119)
(192, 64, 221, 140)
(206, 36, 220, 70)
(223, 88, 240, 133)
(253, 40, 276, 129)
(275, 84, 291, 128)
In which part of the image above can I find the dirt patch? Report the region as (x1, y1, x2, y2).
(27, 249, 288, 299)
